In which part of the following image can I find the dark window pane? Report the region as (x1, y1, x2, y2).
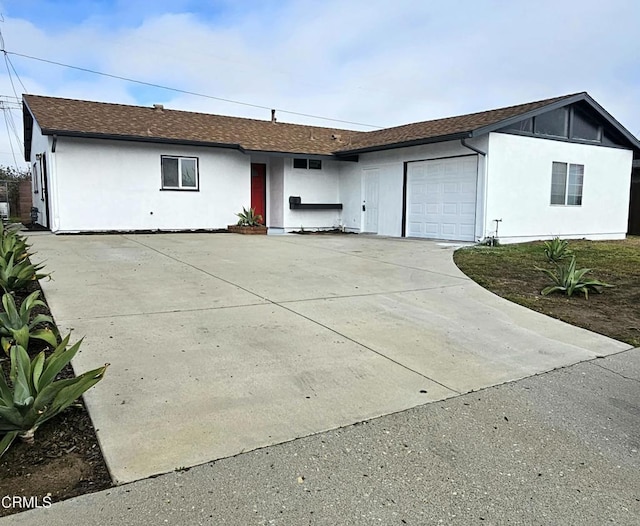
(571, 109, 600, 141)
(181, 158, 197, 187)
(535, 108, 568, 137)
(162, 157, 179, 187)
(293, 158, 307, 169)
(308, 159, 322, 170)
(551, 162, 567, 204)
(499, 118, 533, 133)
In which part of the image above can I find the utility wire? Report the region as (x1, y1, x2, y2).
(2, 106, 18, 169)
(5, 54, 27, 94)
(3, 49, 382, 129)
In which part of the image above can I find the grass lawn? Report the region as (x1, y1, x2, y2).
(453, 237, 640, 347)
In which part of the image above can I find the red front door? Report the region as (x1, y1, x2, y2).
(251, 163, 266, 225)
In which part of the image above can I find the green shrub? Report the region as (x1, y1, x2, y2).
(0, 254, 49, 294)
(0, 336, 108, 458)
(236, 207, 263, 227)
(0, 291, 58, 354)
(536, 256, 613, 298)
(543, 237, 572, 263)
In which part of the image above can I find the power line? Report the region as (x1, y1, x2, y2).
(2, 106, 18, 169)
(3, 49, 382, 129)
(5, 54, 27, 94)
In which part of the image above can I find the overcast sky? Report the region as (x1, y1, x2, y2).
(0, 0, 638, 170)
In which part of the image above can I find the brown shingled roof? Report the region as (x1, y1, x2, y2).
(23, 92, 585, 159)
(334, 93, 581, 153)
(23, 94, 363, 156)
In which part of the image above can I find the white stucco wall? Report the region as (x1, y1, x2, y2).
(282, 158, 341, 230)
(339, 138, 488, 238)
(50, 137, 249, 232)
(267, 157, 284, 228)
(486, 132, 633, 242)
(27, 119, 51, 228)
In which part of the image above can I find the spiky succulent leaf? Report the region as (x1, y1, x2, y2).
(38, 335, 82, 389)
(0, 431, 18, 457)
(537, 256, 613, 298)
(30, 328, 59, 349)
(11, 346, 33, 408)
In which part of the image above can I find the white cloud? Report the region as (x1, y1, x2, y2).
(0, 0, 638, 169)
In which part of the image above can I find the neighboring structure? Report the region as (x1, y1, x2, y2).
(23, 92, 640, 243)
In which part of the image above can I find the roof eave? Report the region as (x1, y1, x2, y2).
(335, 131, 472, 155)
(39, 129, 246, 152)
(243, 149, 343, 160)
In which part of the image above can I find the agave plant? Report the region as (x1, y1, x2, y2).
(0, 224, 29, 265)
(0, 253, 49, 294)
(0, 336, 108, 457)
(536, 256, 613, 298)
(543, 237, 572, 263)
(236, 207, 263, 227)
(0, 291, 58, 354)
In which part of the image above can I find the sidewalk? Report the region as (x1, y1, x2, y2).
(3, 348, 638, 525)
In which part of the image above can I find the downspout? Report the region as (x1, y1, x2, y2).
(461, 137, 488, 242)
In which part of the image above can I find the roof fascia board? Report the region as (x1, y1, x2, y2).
(579, 93, 640, 150)
(243, 149, 344, 161)
(40, 129, 246, 153)
(335, 131, 471, 155)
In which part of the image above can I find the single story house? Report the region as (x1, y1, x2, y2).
(22, 91, 640, 243)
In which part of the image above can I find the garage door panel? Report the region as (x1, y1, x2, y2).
(443, 203, 457, 215)
(460, 224, 475, 237)
(426, 204, 439, 214)
(460, 202, 475, 215)
(406, 156, 477, 241)
(441, 223, 456, 235)
(424, 223, 439, 235)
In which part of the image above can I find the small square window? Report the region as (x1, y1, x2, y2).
(161, 156, 199, 190)
(293, 158, 308, 169)
(308, 159, 322, 170)
(550, 161, 583, 206)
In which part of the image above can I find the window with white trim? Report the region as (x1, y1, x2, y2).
(161, 156, 199, 190)
(551, 162, 583, 206)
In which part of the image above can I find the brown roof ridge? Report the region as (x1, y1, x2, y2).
(23, 93, 361, 135)
(358, 92, 584, 136)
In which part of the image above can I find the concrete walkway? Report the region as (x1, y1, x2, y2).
(25, 233, 630, 484)
(3, 347, 638, 525)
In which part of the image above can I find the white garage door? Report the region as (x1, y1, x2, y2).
(406, 156, 478, 241)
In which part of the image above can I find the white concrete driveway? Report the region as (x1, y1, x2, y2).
(28, 233, 630, 484)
